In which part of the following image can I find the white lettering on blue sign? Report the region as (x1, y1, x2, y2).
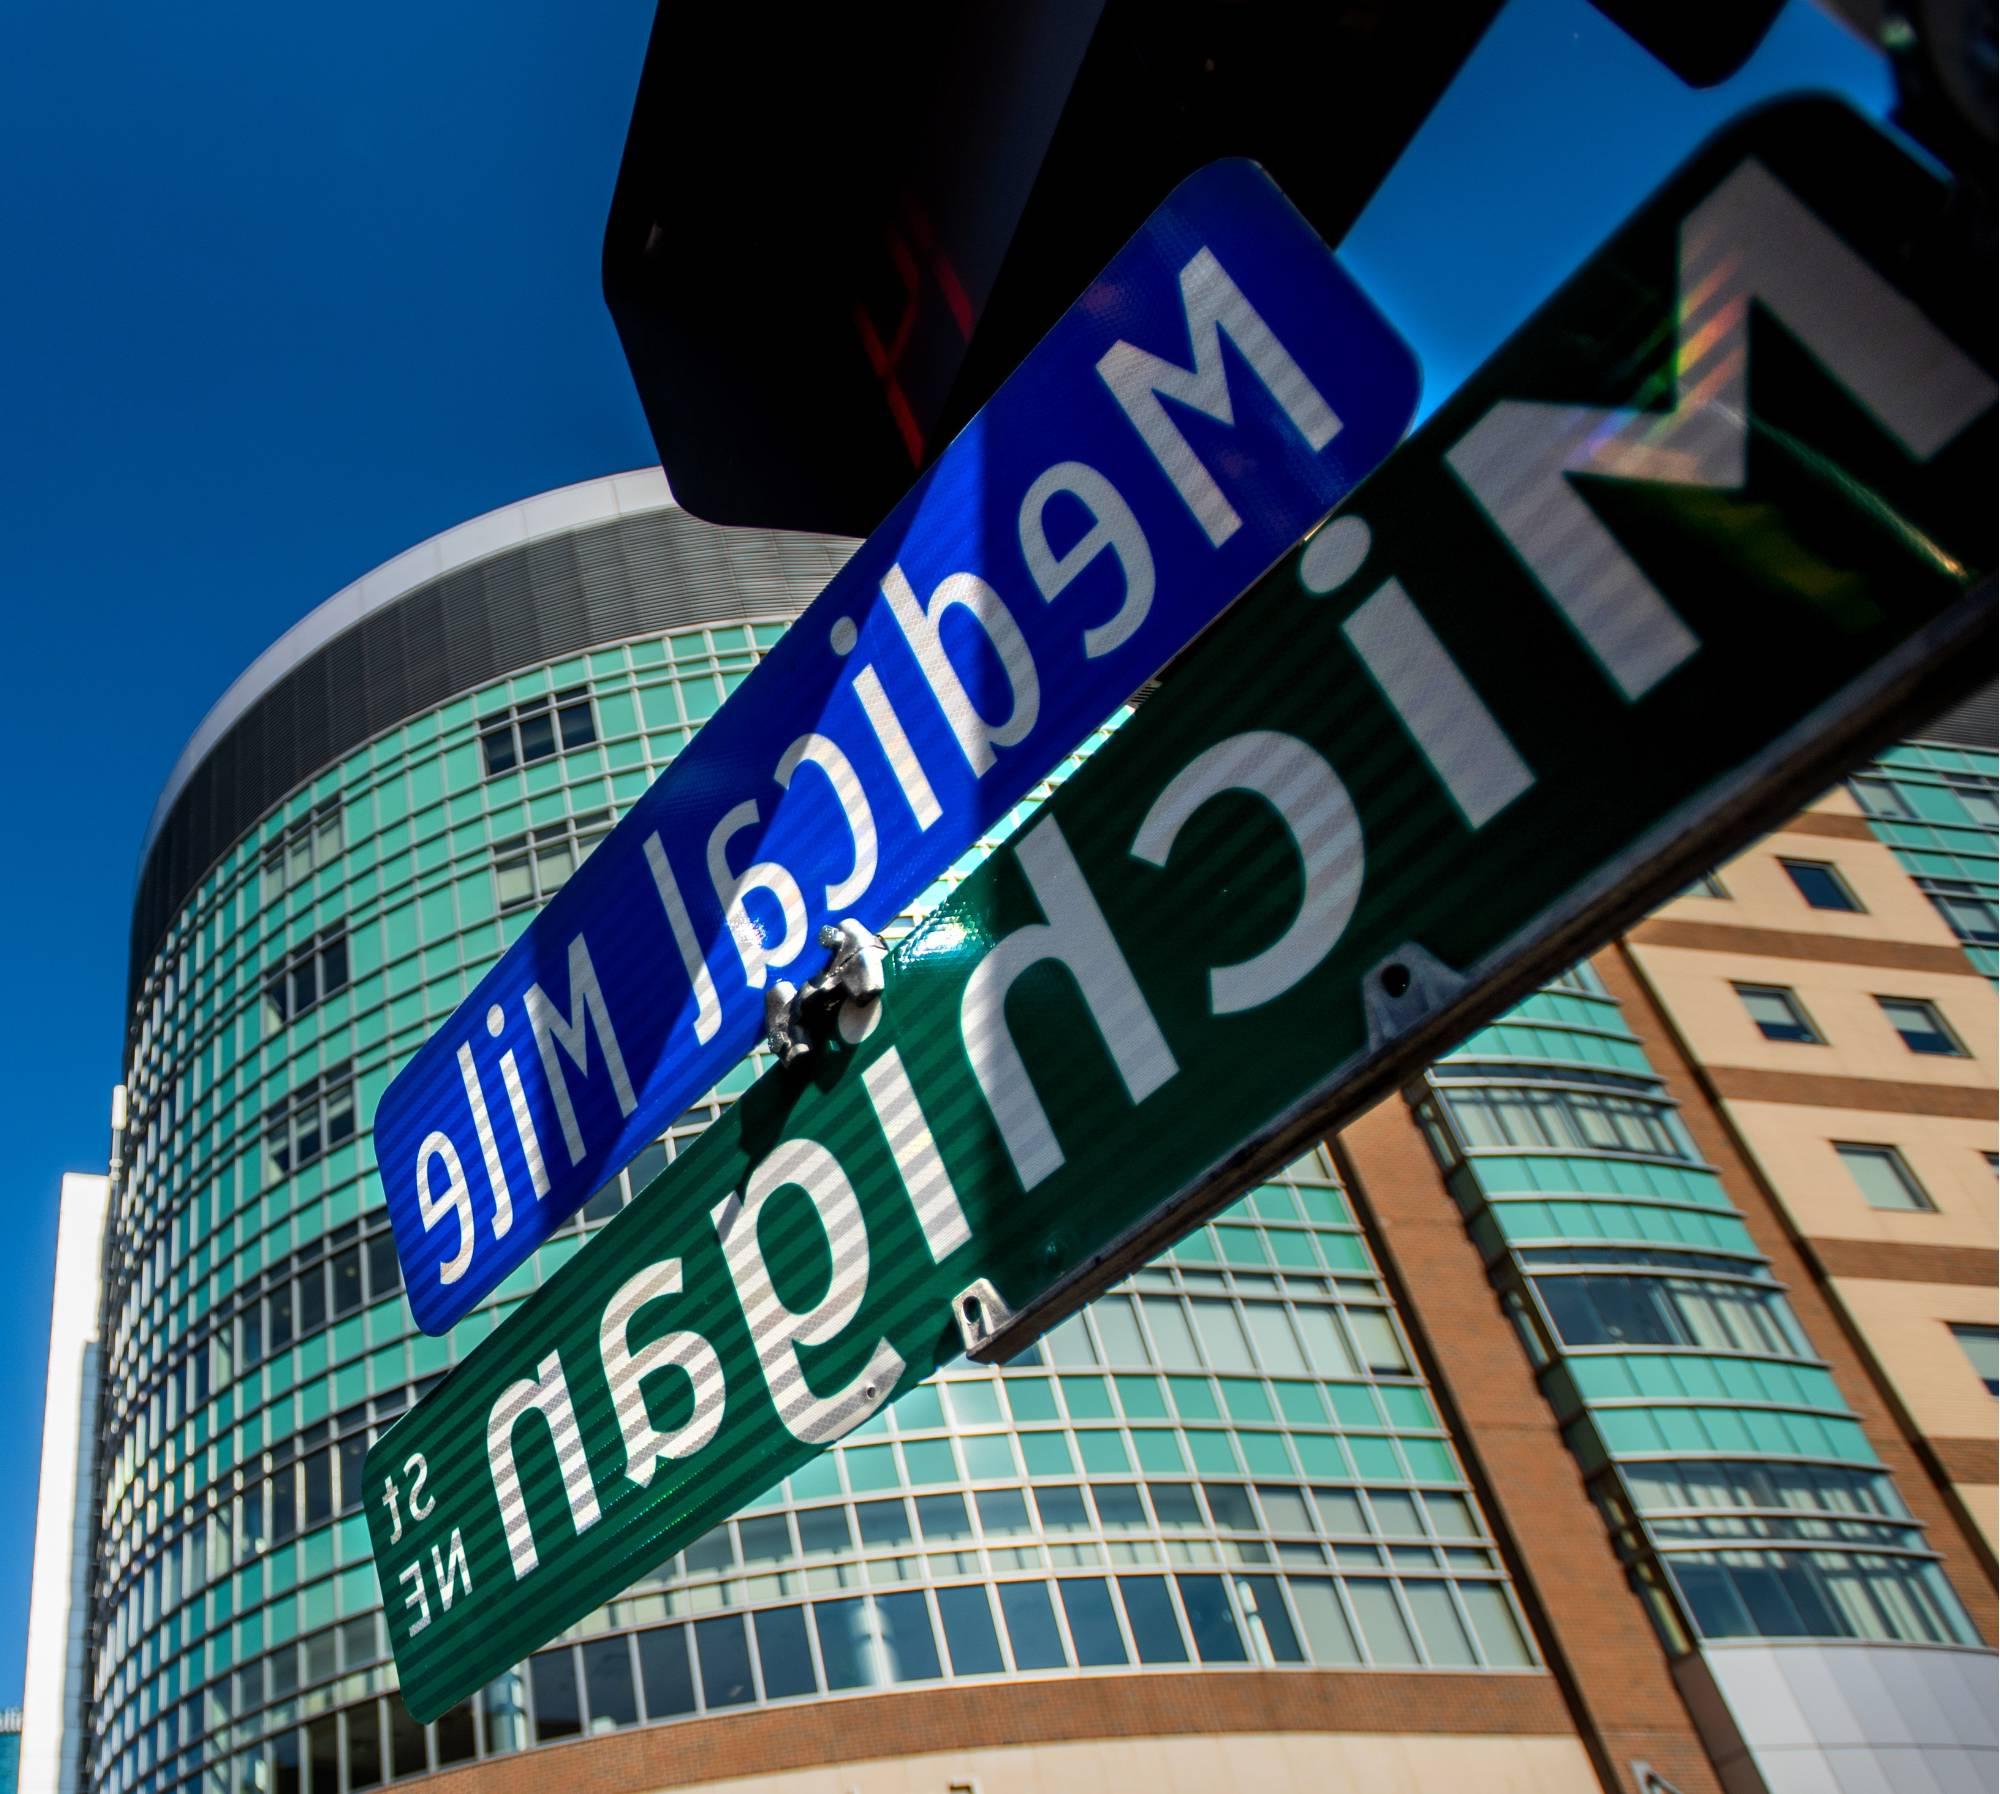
(375, 158, 1424, 1333)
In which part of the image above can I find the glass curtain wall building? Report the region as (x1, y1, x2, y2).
(91, 475, 1589, 1794)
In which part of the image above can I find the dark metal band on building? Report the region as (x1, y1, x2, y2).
(129, 509, 853, 1015)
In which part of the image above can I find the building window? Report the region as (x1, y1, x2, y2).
(1734, 984, 1821, 1044)
(1916, 878, 1999, 947)
(1780, 859, 1862, 912)
(1848, 773, 1912, 820)
(1666, 1547, 1973, 1646)
(265, 1064, 357, 1182)
(1434, 1082, 1694, 1160)
(1532, 1271, 1811, 1359)
(261, 803, 343, 905)
(1683, 871, 1729, 899)
(1943, 774, 1999, 827)
(263, 928, 348, 1029)
(494, 808, 612, 911)
(480, 686, 596, 776)
(1950, 1323, 1999, 1396)
(1876, 995, 1966, 1057)
(1833, 1143, 1934, 1212)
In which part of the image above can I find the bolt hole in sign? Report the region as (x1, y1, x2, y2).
(372, 158, 1419, 1333)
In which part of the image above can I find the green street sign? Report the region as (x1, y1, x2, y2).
(368, 97, 1993, 1723)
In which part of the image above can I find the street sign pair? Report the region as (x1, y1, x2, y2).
(373, 157, 1420, 1336)
(367, 98, 1995, 1721)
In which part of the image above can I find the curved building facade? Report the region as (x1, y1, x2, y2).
(92, 475, 1617, 1794)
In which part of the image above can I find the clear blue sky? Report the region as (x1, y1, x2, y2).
(0, 0, 1885, 1708)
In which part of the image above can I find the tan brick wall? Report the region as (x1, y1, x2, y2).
(1722, 1100, 1997, 1251)
(1624, 942, 1996, 1093)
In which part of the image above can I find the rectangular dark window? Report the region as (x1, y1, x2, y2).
(1091, 1484, 1148, 1532)
(1736, 983, 1821, 1043)
(737, 1514, 792, 1567)
(481, 686, 597, 777)
(580, 1637, 638, 1730)
(388, 1700, 426, 1780)
(431, 1702, 475, 1767)
(626, 1139, 669, 1190)
(1781, 859, 1862, 912)
(752, 1606, 816, 1700)
(997, 1582, 1066, 1670)
(302, 1450, 333, 1527)
(915, 1493, 973, 1543)
(263, 929, 349, 1029)
(1118, 1575, 1189, 1662)
(529, 1648, 581, 1741)
(344, 1703, 381, 1791)
(338, 1432, 368, 1515)
(303, 1622, 337, 1685)
(299, 1265, 327, 1334)
(1058, 1578, 1128, 1666)
(1176, 1574, 1249, 1662)
(935, 1585, 1003, 1675)
(1147, 1483, 1203, 1530)
(856, 1499, 913, 1549)
(518, 710, 555, 761)
(365, 1232, 401, 1301)
(304, 1716, 337, 1794)
(330, 1247, 362, 1317)
(694, 1615, 754, 1707)
(636, 1625, 695, 1719)
(581, 1176, 624, 1226)
(1878, 995, 1966, 1056)
(268, 1282, 295, 1353)
(796, 1505, 853, 1558)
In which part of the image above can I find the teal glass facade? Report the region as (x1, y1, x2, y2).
(1408, 961, 1980, 1657)
(94, 486, 1547, 1794)
(1847, 741, 2000, 981)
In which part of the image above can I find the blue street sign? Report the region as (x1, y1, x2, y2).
(373, 157, 1419, 1333)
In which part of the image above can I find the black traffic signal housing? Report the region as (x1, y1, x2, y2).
(602, 2, 1511, 539)
(605, 0, 1988, 541)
